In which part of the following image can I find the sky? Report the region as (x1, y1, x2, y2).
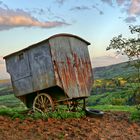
(0, 0, 140, 79)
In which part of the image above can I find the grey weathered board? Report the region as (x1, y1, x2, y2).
(4, 34, 93, 99)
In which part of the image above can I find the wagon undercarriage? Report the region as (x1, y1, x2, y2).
(32, 92, 87, 113)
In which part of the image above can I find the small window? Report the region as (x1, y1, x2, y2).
(18, 53, 24, 60)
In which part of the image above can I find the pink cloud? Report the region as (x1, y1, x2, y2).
(0, 7, 69, 31)
(128, 0, 140, 15)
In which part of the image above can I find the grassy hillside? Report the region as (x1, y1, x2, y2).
(93, 61, 136, 79)
(0, 79, 13, 95)
(88, 89, 133, 106)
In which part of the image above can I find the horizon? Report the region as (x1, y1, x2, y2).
(0, 0, 139, 79)
(0, 58, 129, 80)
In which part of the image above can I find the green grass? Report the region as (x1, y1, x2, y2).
(0, 94, 139, 121)
(87, 90, 140, 122)
(0, 94, 85, 120)
(88, 90, 132, 106)
(130, 110, 140, 122)
(90, 105, 137, 112)
(0, 94, 26, 109)
(0, 107, 85, 120)
(89, 105, 140, 122)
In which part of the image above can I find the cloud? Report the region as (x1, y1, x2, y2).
(116, 0, 125, 6)
(55, 0, 66, 5)
(70, 6, 90, 11)
(124, 16, 136, 23)
(117, 0, 140, 23)
(28, 8, 46, 15)
(91, 55, 128, 68)
(0, 1, 3, 5)
(101, 0, 113, 6)
(92, 5, 104, 15)
(101, 0, 125, 7)
(70, 5, 103, 15)
(0, 7, 69, 31)
(100, 0, 140, 23)
(127, 0, 140, 16)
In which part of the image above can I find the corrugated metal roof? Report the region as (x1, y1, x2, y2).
(3, 33, 90, 59)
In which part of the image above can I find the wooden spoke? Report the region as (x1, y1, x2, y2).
(67, 98, 86, 112)
(33, 93, 54, 113)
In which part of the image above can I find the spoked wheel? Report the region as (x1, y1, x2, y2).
(67, 98, 86, 112)
(33, 93, 54, 113)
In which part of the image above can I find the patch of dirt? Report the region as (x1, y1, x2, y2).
(0, 112, 140, 140)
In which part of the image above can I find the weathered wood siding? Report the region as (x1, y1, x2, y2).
(6, 51, 33, 96)
(69, 37, 93, 97)
(5, 34, 93, 99)
(28, 43, 55, 91)
(49, 36, 93, 98)
(6, 43, 55, 96)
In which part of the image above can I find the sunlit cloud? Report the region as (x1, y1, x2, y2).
(100, 0, 140, 23)
(128, 0, 140, 16)
(0, 7, 69, 31)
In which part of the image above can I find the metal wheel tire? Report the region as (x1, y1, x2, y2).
(33, 93, 54, 113)
(67, 98, 86, 111)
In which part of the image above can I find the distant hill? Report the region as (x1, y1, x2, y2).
(0, 79, 13, 96)
(93, 61, 136, 79)
(0, 60, 137, 95)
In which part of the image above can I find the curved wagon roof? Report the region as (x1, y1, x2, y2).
(4, 33, 90, 59)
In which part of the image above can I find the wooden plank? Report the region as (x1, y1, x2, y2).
(6, 51, 30, 81)
(49, 36, 92, 98)
(28, 43, 55, 91)
(69, 37, 93, 97)
(12, 76, 33, 96)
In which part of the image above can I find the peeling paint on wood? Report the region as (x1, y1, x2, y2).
(4, 33, 93, 101)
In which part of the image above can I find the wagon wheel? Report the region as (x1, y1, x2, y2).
(67, 98, 86, 112)
(33, 93, 54, 113)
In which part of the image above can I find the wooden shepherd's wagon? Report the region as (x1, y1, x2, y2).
(4, 33, 93, 113)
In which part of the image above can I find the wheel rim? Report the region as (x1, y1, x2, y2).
(33, 93, 54, 113)
(67, 98, 86, 111)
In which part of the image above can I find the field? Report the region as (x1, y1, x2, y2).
(0, 79, 13, 96)
(0, 94, 140, 140)
(0, 61, 140, 139)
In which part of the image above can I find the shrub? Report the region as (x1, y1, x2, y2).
(0, 108, 85, 120)
(111, 98, 126, 105)
(130, 110, 140, 122)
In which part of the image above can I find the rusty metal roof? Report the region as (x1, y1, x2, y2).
(4, 33, 90, 59)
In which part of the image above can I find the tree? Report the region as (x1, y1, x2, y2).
(106, 25, 140, 106)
